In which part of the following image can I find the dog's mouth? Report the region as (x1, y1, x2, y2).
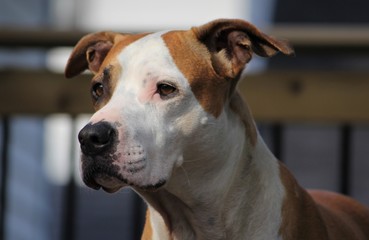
(82, 155, 167, 193)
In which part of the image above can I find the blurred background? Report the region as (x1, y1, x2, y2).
(1, 0, 369, 239)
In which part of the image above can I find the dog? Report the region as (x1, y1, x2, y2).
(65, 19, 369, 240)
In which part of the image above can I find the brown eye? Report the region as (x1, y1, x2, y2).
(157, 83, 176, 98)
(91, 82, 104, 101)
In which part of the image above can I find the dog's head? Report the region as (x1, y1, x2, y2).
(65, 19, 293, 193)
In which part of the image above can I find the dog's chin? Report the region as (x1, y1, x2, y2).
(83, 172, 126, 193)
(94, 174, 126, 193)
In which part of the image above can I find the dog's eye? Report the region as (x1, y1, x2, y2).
(91, 82, 104, 100)
(157, 83, 177, 98)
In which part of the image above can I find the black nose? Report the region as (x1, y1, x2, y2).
(78, 122, 118, 156)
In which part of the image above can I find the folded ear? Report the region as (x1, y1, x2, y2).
(192, 19, 294, 78)
(65, 31, 120, 78)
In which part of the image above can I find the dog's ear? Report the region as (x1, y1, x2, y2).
(65, 31, 120, 78)
(192, 19, 294, 78)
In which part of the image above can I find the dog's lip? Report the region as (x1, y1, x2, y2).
(86, 174, 167, 192)
(86, 175, 167, 193)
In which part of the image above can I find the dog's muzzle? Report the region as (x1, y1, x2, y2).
(78, 121, 167, 192)
(78, 121, 124, 191)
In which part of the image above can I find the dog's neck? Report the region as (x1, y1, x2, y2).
(138, 94, 285, 240)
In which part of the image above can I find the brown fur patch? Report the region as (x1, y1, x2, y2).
(162, 30, 230, 118)
(309, 190, 369, 240)
(141, 210, 153, 240)
(279, 163, 369, 240)
(278, 163, 329, 240)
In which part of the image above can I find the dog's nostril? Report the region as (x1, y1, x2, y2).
(90, 130, 110, 145)
(78, 122, 117, 155)
(90, 135, 100, 144)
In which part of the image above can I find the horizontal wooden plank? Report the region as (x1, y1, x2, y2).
(0, 70, 92, 115)
(1, 70, 369, 123)
(269, 25, 369, 55)
(2, 25, 369, 52)
(238, 71, 369, 123)
(0, 29, 88, 48)
(270, 25, 369, 47)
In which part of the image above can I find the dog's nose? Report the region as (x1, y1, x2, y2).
(78, 122, 118, 156)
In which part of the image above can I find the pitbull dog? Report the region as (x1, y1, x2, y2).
(65, 19, 369, 240)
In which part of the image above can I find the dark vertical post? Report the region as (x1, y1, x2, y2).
(62, 175, 76, 240)
(132, 194, 147, 239)
(0, 117, 10, 239)
(272, 123, 284, 161)
(62, 117, 77, 240)
(340, 124, 352, 195)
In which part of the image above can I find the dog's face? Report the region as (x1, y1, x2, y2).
(77, 32, 215, 192)
(65, 19, 293, 193)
